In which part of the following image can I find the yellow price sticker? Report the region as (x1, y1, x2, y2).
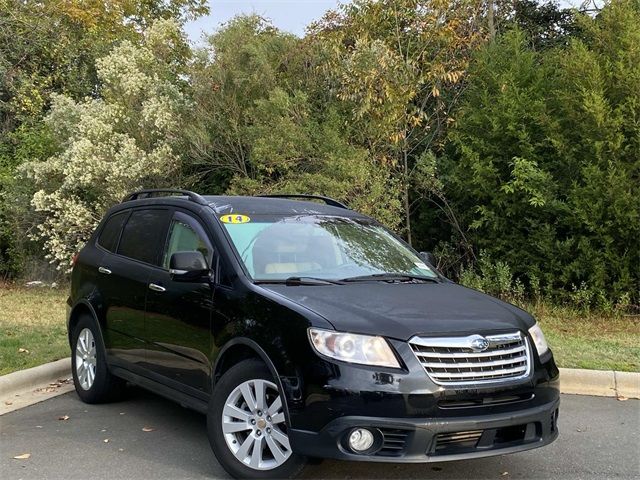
(220, 214, 251, 224)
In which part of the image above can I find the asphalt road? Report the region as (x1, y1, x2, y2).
(1, 390, 638, 479)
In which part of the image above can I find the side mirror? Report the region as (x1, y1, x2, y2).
(169, 251, 211, 282)
(420, 251, 437, 267)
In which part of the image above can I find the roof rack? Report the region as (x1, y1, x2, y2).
(122, 189, 209, 206)
(256, 194, 349, 209)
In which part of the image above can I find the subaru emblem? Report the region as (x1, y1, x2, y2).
(470, 336, 490, 352)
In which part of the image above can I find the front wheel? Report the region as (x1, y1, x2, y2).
(207, 359, 307, 479)
(70, 314, 126, 403)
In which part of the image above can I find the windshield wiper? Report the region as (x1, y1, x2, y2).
(340, 273, 439, 283)
(256, 276, 345, 286)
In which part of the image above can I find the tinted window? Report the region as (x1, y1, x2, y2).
(162, 213, 213, 269)
(97, 211, 128, 253)
(118, 209, 171, 265)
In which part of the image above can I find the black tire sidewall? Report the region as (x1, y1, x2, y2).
(207, 359, 306, 479)
(70, 314, 120, 403)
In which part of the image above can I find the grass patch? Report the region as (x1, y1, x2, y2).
(0, 284, 69, 376)
(0, 285, 638, 375)
(523, 302, 640, 372)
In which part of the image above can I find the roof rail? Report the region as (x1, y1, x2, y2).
(122, 189, 209, 205)
(257, 194, 349, 209)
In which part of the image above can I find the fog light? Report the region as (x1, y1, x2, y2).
(348, 428, 374, 452)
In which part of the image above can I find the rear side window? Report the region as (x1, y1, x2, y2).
(97, 211, 128, 253)
(118, 209, 171, 265)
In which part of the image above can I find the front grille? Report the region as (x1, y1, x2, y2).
(409, 332, 531, 386)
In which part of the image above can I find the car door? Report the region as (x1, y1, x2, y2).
(144, 210, 215, 396)
(99, 207, 171, 369)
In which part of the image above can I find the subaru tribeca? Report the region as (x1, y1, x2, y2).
(67, 189, 559, 478)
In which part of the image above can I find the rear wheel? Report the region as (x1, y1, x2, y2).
(71, 314, 126, 403)
(208, 359, 307, 479)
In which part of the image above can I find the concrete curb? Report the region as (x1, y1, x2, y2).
(558, 368, 639, 399)
(0, 358, 71, 396)
(0, 358, 74, 415)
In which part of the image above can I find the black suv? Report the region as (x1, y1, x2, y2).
(67, 189, 559, 478)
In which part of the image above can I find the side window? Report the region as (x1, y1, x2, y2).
(97, 211, 128, 253)
(118, 209, 171, 265)
(162, 212, 213, 269)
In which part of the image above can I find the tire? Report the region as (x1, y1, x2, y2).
(208, 359, 307, 479)
(70, 313, 126, 403)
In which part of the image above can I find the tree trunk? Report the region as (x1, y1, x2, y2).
(488, 0, 496, 41)
(403, 149, 412, 246)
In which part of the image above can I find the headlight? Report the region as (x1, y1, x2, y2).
(528, 323, 549, 356)
(308, 328, 400, 368)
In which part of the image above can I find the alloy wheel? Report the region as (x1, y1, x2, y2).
(75, 327, 97, 390)
(222, 379, 291, 470)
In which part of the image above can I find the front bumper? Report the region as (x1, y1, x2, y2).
(289, 397, 559, 462)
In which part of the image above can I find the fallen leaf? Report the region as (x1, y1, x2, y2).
(18, 348, 30, 354)
(142, 426, 154, 432)
(13, 453, 31, 460)
(37, 386, 57, 393)
(617, 395, 629, 401)
(103, 438, 110, 443)
(58, 415, 69, 421)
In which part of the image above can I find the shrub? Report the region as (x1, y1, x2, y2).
(21, 20, 188, 271)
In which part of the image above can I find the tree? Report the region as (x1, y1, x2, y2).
(438, 0, 640, 306)
(508, 0, 579, 49)
(21, 19, 189, 270)
(0, 0, 208, 277)
(310, 0, 487, 244)
(185, 16, 400, 226)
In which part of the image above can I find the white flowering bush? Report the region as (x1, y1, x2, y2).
(23, 19, 188, 270)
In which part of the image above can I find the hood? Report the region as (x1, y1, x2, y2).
(261, 282, 534, 341)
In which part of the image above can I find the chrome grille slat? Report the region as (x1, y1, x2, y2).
(434, 365, 528, 379)
(421, 355, 528, 369)
(409, 332, 531, 386)
(413, 345, 526, 358)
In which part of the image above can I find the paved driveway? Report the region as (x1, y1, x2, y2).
(1, 390, 638, 479)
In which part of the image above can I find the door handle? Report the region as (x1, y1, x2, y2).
(98, 266, 112, 275)
(148, 283, 166, 293)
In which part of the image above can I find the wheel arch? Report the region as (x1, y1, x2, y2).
(213, 338, 293, 426)
(67, 300, 104, 347)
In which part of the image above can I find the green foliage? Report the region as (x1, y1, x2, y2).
(0, 0, 636, 311)
(311, 0, 487, 243)
(0, 0, 208, 278)
(186, 15, 401, 225)
(506, 0, 579, 49)
(439, 1, 640, 307)
(21, 19, 189, 270)
(0, 123, 58, 278)
(459, 252, 525, 301)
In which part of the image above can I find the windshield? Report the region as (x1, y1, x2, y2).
(219, 214, 437, 282)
